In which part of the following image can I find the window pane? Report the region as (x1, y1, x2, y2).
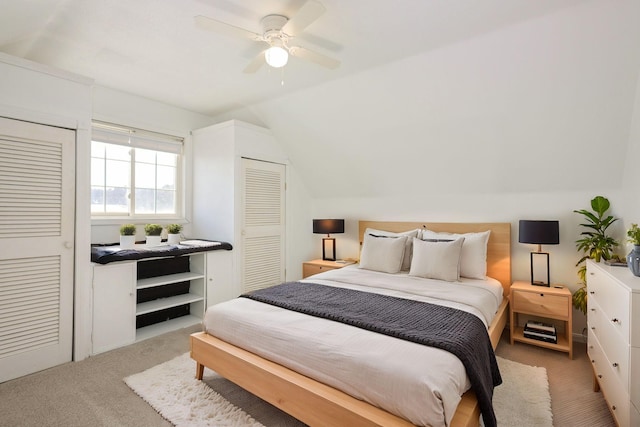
(157, 165, 176, 190)
(156, 190, 175, 213)
(105, 159, 130, 187)
(91, 125, 182, 217)
(91, 186, 105, 213)
(91, 158, 105, 186)
(135, 162, 156, 189)
(157, 152, 176, 166)
(135, 148, 156, 164)
(105, 144, 130, 161)
(91, 141, 106, 158)
(105, 187, 129, 213)
(135, 188, 155, 214)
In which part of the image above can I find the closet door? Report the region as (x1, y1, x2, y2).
(0, 117, 75, 383)
(241, 158, 285, 292)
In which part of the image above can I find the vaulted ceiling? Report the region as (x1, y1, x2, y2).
(2, 0, 592, 116)
(3, 0, 640, 199)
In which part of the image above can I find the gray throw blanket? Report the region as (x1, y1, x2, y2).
(241, 281, 501, 427)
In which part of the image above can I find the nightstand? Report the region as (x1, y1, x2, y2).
(510, 281, 573, 358)
(302, 259, 354, 278)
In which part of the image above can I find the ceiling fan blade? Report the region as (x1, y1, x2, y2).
(289, 46, 340, 69)
(282, 0, 326, 35)
(194, 15, 262, 41)
(243, 51, 266, 73)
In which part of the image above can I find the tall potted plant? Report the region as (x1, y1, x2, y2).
(572, 195, 618, 314)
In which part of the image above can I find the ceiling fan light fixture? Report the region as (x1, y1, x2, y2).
(265, 46, 289, 68)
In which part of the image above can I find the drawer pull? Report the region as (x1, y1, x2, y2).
(611, 318, 619, 324)
(539, 293, 544, 297)
(590, 308, 596, 312)
(612, 362, 619, 368)
(612, 406, 616, 411)
(598, 374, 603, 379)
(589, 291, 595, 295)
(591, 359, 595, 363)
(591, 326, 596, 330)
(589, 345, 593, 349)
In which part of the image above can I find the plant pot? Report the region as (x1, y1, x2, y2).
(146, 235, 162, 247)
(119, 235, 136, 249)
(167, 233, 181, 245)
(627, 245, 640, 276)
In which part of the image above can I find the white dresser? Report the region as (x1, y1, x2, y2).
(586, 259, 640, 427)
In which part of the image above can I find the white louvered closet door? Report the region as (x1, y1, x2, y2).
(241, 158, 285, 293)
(0, 117, 75, 383)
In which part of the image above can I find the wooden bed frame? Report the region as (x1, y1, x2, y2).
(191, 221, 511, 427)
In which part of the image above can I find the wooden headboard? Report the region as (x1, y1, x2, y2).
(359, 221, 512, 296)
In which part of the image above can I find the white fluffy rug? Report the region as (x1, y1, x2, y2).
(125, 353, 552, 427)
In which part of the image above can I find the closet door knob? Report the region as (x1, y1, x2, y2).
(612, 363, 619, 368)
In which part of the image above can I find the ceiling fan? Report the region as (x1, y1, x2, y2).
(195, 0, 340, 73)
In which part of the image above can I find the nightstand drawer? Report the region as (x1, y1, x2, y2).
(513, 290, 569, 318)
(302, 263, 334, 278)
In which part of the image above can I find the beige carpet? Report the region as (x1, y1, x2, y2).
(125, 353, 552, 427)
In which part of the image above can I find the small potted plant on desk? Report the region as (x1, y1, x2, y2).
(144, 224, 164, 247)
(166, 223, 183, 245)
(627, 223, 640, 276)
(119, 224, 136, 249)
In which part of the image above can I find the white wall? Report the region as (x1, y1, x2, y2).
(216, 0, 640, 338)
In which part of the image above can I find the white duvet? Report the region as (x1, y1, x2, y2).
(203, 266, 503, 427)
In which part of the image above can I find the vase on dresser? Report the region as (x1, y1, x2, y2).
(627, 245, 640, 276)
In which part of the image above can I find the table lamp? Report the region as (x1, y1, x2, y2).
(313, 219, 345, 261)
(519, 220, 560, 286)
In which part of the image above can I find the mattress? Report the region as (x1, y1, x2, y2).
(203, 265, 503, 427)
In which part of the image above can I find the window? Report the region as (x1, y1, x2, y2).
(91, 122, 183, 218)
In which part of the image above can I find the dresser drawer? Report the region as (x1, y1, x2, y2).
(589, 329, 631, 427)
(632, 293, 640, 347)
(588, 264, 630, 341)
(513, 290, 569, 319)
(632, 347, 640, 410)
(589, 298, 630, 392)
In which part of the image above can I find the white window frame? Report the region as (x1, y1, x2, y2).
(90, 121, 186, 223)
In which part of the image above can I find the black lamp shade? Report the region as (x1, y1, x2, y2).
(313, 219, 345, 235)
(519, 220, 559, 287)
(518, 220, 559, 245)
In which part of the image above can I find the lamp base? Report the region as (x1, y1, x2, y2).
(322, 237, 336, 261)
(530, 252, 550, 287)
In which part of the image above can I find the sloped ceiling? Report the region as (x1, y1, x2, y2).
(3, 0, 590, 116)
(2, 0, 640, 200)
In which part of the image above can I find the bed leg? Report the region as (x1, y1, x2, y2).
(196, 362, 205, 380)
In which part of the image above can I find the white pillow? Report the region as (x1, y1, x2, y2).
(359, 233, 408, 274)
(421, 229, 491, 279)
(409, 237, 465, 282)
(364, 228, 420, 271)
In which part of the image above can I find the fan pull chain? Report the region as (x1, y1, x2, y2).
(281, 67, 285, 86)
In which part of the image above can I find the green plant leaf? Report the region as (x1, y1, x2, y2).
(591, 196, 610, 216)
